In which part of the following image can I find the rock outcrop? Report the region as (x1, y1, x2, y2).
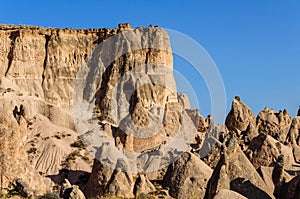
(256, 108, 292, 143)
(275, 176, 300, 199)
(205, 134, 273, 199)
(225, 96, 257, 141)
(62, 179, 86, 199)
(0, 24, 300, 199)
(0, 103, 52, 195)
(162, 152, 212, 199)
(246, 133, 294, 169)
(258, 166, 291, 194)
(133, 174, 156, 196)
(286, 116, 300, 162)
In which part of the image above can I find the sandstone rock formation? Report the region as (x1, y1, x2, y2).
(0, 103, 52, 195)
(62, 179, 86, 199)
(162, 152, 212, 199)
(205, 133, 273, 199)
(0, 24, 299, 199)
(225, 96, 256, 132)
(246, 133, 294, 169)
(86, 157, 135, 198)
(257, 108, 292, 143)
(133, 174, 156, 196)
(286, 116, 300, 162)
(186, 109, 208, 133)
(225, 96, 257, 141)
(258, 166, 291, 194)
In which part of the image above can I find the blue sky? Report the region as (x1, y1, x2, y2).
(1, 1, 300, 123)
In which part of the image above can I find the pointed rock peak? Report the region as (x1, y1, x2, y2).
(118, 23, 133, 30)
(133, 174, 156, 196)
(105, 158, 134, 198)
(205, 133, 273, 199)
(221, 132, 239, 155)
(235, 95, 241, 101)
(177, 93, 190, 109)
(225, 96, 256, 135)
(298, 106, 300, 116)
(272, 154, 285, 189)
(186, 109, 208, 133)
(206, 114, 215, 129)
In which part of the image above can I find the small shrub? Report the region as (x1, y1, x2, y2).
(27, 147, 37, 154)
(70, 139, 85, 149)
(54, 135, 61, 139)
(35, 133, 40, 137)
(61, 150, 80, 169)
(81, 156, 90, 163)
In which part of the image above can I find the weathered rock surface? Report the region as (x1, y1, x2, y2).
(1, 24, 300, 199)
(225, 96, 257, 140)
(205, 134, 273, 199)
(256, 108, 292, 143)
(200, 124, 228, 168)
(62, 179, 86, 199)
(213, 189, 247, 199)
(186, 109, 208, 133)
(246, 133, 295, 169)
(162, 152, 212, 199)
(134, 174, 156, 196)
(258, 166, 291, 194)
(287, 116, 300, 145)
(0, 102, 52, 195)
(286, 116, 300, 162)
(275, 175, 300, 199)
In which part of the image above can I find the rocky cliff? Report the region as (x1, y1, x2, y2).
(0, 24, 299, 199)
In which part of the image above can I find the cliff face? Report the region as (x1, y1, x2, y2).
(1, 24, 300, 199)
(0, 24, 204, 197)
(0, 24, 131, 107)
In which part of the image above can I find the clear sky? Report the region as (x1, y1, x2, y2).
(1, 1, 300, 123)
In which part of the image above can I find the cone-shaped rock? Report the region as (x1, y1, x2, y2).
(205, 133, 274, 199)
(225, 96, 257, 138)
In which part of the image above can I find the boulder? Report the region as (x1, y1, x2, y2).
(85, 156, 134, 198)
(246, 133, 295, 169)
(162, 152, 212, 199)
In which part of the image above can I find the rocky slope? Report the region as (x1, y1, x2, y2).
(0, 24, 299, 199)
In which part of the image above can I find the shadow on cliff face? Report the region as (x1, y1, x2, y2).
(230, 178, 272, 199)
